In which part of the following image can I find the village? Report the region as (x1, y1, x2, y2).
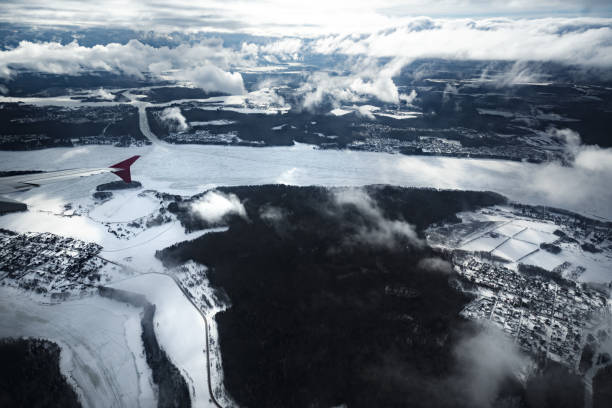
(456, 253, 609, 369)
(0, 230, 106, 299)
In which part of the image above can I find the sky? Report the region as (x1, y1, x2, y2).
(1, 1, 611, 36)
(0, 2, 611, 109)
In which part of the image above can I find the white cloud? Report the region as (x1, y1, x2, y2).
(452, 324, 530, 408)
(1, 1, 610, 37)
(259, 38, 304, 60)
(93, 88, 115, 100)
(333, 188, 424, 249)
(399, 89, 417, 105)
(0, 40, 246, 94)
(311, 18, 612, 67)
(417, 257, 452, 274)
(299, 57, 409, 109)
(190, 191, 247, 223)
(174, 66, 245, 95)
(159, 107, 189, 132)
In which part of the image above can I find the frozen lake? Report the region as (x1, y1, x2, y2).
(0, 142, 610, 220)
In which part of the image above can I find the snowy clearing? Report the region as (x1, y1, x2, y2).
(0, 287, 156, 408)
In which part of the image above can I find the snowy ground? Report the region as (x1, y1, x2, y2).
(429, 206, 612, 284)
(0, 286, 156, 408)
(170, 261, 236, 407)
(0, 164, 222, 406)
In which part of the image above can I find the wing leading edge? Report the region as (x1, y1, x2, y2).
(0, 155, 140, 213)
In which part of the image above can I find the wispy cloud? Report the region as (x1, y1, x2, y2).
(332, 188, 424, 249)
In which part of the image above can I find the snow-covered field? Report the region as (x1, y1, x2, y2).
(88, 190, 160, 223)
(0, 286, 156, 408)
(429, 206, 612, 283)
(110, 273, 216, 408)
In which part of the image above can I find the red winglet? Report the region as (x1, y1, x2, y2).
(110, 155, 140, 183)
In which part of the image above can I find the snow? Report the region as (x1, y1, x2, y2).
(190, 120, 236, 126)
(330, 108, 351, 116)
(0, 286, 156, 408)
(513, 227, 556, 244)
(88, 190, 159, 223)
(1, 143, 610, 220)
(477, 108, 515, 118)
(460, 233, 508, 252)
(429, 206, 612, 284)
(374, 111, 421, 120)
(99, 222, 215, 272)
(494, 222, 526, 237)
(110, 273, 215, 408)
(492, 239, 538, 262)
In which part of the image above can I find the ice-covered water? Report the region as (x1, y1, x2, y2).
(0, 142, 610, 220)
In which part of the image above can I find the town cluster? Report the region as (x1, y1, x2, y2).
(456, 254, 608, 369)
(0, 230, 105, 300)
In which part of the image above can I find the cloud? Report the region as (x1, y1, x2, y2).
(390, 128, 612, 220)
(174, 65, 245, 95)
(93, 88, 115, 100)
(451, 323, 530, 408)
(311, 17, 612, 67)
(2, 1, 611, 37)
(399, 89, 417, 105)
(442, 83, 459, 104)
(477, 61, 546, 87)
(0, 40, 246, 94)
(417, 257, 452, 274)
(332, 188, 424, 249)
(298, 57, 409, 109)
(258, 38, 304, 61)
(159, 107, 189, 132)
(190, 191, 247, 223)
(259, 205, 287, 223)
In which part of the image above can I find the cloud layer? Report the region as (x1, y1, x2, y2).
(311, 17, 612, 67)
(1, 1, 610, 36)
(0, 40, 246, 94)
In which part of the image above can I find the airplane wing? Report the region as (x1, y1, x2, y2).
(0, 155, 140, 213)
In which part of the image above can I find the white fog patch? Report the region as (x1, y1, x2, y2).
(479, 61, 546, 87)
(442, 83, 459, 104)
(356, 105, 377, 119)
(159, 107, 189, 132)
(191, 190, 247, 223)
(333, 188, 424, 249)
(55, 147, 90, 162)
(399, 89, 417, 105)
(299, 57, 408, 110)
(453, 324, 530, 408)
(258, 38, 303, 60)
(417, 257, 452, 274)
(260, 205, 286, 223)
